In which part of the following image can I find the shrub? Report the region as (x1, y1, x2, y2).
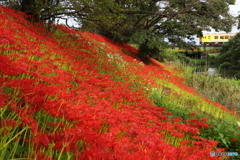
(219, 62, 232, 70)
(217, 32, 240, 69)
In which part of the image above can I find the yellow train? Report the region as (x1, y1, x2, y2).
(200, 33, 236, 45)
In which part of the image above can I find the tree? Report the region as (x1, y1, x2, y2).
(20, 0, 62, 23)
(1, 0, 71, 23)
(73, 0, 236, 62)
(217, 32, 240, 70)
(2, 0, 237, 62)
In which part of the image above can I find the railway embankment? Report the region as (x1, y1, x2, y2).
(1, 5, 240, 159)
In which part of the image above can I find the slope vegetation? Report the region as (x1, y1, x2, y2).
(0, 5, 239, 160)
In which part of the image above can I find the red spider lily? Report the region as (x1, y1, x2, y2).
(19, 111, 39, 134)
(231, 138, 237, 141)
(0, 35, 16, 45)
(122, 44, 138, 54)
(35, 151, 53, 160)
(189, 113, 197, 116)
(1, 118, 17, 129)
(164, 112, 173, 115)
(200, 117, 208, 122)
(198, 122, 209, 129)
(171, 117, 182, 123)
(172, 132, 185, 138)
(33, 133, 50, 147)
(0, 88, 6, 106)
(53, 132, 79, 152)
(0, 5, 235, 159)
(0, 118, 18, 136)
(180, 140, 190, 146)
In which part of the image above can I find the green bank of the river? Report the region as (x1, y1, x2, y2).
(189, 52, 240, 79)
(193, 65, 240, 79)
(178, 64, 240, 113)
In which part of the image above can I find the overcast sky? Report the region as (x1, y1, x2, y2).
(204, 0, 240, 33)
(229, 0, 240, 33)
(229, 0, 240, 16)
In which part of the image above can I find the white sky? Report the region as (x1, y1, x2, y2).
(204, 0, 240, 33)
(229, 0, 240, 16)
(229, 0, 240, 33)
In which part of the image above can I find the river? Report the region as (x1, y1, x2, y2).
(195, 67, 240, 79)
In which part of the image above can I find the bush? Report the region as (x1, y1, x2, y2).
(155, 50, 191, 64)
(219, 62, 232, 70)
(135, 43, 191, 65)
(208, 53, 218, 65)
(217, 32, 240, 69)
(190, 59, 206, 66)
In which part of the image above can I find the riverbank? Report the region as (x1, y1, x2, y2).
(175, 63, 240, 113)
(195, 53, 240, 79)
(193, 65, 240, 79)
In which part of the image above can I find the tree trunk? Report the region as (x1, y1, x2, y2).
(21, 0, 38, 22)
(21, 0, 35, 15)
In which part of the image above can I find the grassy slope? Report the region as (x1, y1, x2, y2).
(0, 5, 240, 160)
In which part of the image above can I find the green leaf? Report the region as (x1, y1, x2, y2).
(218, 133, 224, 138)
(221, 138, 229, 148)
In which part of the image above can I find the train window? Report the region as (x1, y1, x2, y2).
(225, 36, 229, 39)
(214, 36, 218, 39)
(220, 36, 224, 39)
(208, 36, 211, 39)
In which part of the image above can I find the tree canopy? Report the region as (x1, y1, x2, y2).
(1, 0, 238, 62)
(217, 32, 240, 70)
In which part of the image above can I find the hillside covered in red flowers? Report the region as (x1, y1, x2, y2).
(1, 5, 239, 160)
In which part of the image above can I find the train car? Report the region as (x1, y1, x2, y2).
(200, 33, 236, 45)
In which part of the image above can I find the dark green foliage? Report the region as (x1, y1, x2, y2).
(159, 50, 191, 64)
(3, 0, 63, 23)
(208, 54, 218, 65)
(75, 0, 236, 62)
(220, 62, 232, 69)
(200, 119, 240, 157)
(190, 59, 206, 66)
(4, 0, 237, 63)
(137, 43, 160, 64)
(152, 92, 240, 157)
(217, 32, 240, 69)
(130, 30, 168, 63)
(130, 30, 167, 50)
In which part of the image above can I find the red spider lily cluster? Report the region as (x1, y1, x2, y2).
(0, 5, 234, 160)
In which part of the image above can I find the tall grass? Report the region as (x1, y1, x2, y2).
(180, 64, 240, 113)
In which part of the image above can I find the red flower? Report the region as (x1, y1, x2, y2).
(171, 117, 182, 122)
(1, 119, 17, 129)
(180, 140, 190, 146)
(200, 118, 208, 122)
(189, 113, 196, 116)
(164, 112, 173, 115)
(35, 151, 53, 160)
(231, 138, 237, 141)
(33, 133, 50, 147)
